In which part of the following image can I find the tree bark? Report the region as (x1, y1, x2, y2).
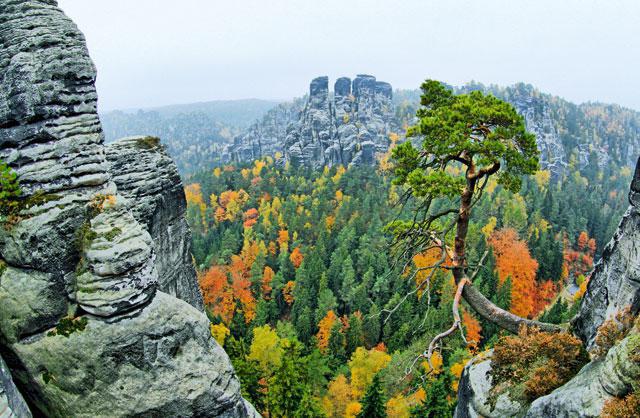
(462, 282, 562, 333)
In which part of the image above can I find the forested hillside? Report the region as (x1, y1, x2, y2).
(184, 151, 632, 416)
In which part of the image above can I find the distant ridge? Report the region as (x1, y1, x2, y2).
(101, 98, 280, 127)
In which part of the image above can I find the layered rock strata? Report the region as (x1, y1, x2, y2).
(106, 136, 204, 310)
(0, 1, 256, 416)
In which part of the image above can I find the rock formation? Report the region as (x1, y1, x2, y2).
(572, 157, 640, 348)
(0, 1, 256, 416)
(231, 99, 304, 164)
(106, 136, 204, 310)
(231, 75, 398, 168)
(507, 87, 568, 178)
(454, 156, 640, 418)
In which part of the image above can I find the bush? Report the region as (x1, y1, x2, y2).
(488, 326, 589, 407)
(602, 393, 640, 418)
(591, 306, 635, 358)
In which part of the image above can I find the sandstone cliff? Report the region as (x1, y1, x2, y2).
(0, 1, 256, 416)
(231, 75, 398, 168)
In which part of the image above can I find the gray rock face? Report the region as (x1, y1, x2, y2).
(12, 292, 258, 418)
(573, 155, 640, 348)
(0, 1, 257, 416)
(1, 354, 32, 418)
(231, 100, 304, 163)
(74, 198, 158, 317)
(106, 136, 204, 311)
(509, 92, 568, 178)
(232, 74, 398, 169)
(454, 354, 526, 418)
(456, 331, 640, 418)
(285, 74, 397, 169)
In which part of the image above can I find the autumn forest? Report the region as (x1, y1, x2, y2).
(183, 133, 631, 416)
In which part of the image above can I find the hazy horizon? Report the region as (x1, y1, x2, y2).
(58, 0, 640, 112)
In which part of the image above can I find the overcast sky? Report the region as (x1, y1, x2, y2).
(57, 0, 639, 112)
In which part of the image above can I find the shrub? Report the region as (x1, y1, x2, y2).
(591, 306, 635, 359)
(602, 393, 640, 418)
(488, 326, 589, 407)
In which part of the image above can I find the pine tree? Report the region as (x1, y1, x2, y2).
(269, 341, 307, 417)
(293, 389, 326, 418)
(496, 276, 512, 311)
(339, 256, 356, 309)
(363, 304, 381, 348)
(327, 321, 346, 368)
(345, 313, 365, 356)
(356, 373, 387, 418)
(410, 376, 450, 418)
(224, 336, 266, 413)
(540, 299, 567, 324)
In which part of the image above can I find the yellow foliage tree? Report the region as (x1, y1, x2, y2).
(248, 325, 283, 375)
(386, 395, 411, 418)
(348, 347, 391, 398)
(322, 374, 352, 418)
(423, 351, 443, 375)
(210, 323, 230, 346)
(345, 402, 362, 418)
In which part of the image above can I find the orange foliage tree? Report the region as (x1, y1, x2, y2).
(317, 310, 338, 352)
(564, 231, 596, 282)
(261, 266, 275, 299)
(489, 228, 539, 318)
(199, 266, 234, 323)
(289, 247, 304, 269)
(462, 310, 482, 349)
(283, 281, 295, 305)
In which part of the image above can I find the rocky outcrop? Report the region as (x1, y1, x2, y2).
(454, 354, 526, 418)
(73, 196, 158, 317)
(507, 88, 568, 178)
(455, 331, 640, 418)
(455, 156, 640, 418)
(106, 136, 204, 311)
(0, 1, 256, 416)
(1, 354, 32, 418)
(231, 100, 304, 164)
(573, 156, 640, 348)
(285, 74, 397, 169)
(231, 75, 398, 168)
(11, 292, 257, 417)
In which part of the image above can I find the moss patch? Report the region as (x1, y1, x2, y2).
(102, 226, 122, 241)
(75, 221, 97, 252)
(133, 136, 161, 150)
(47, 316, 88, 338)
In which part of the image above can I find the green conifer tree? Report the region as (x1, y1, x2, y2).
(357, 373, 387, 418)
